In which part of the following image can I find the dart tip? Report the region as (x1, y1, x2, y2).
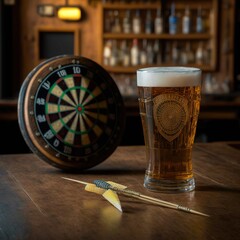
(191, 210, 210, 217)
(61, 177, 89, 185)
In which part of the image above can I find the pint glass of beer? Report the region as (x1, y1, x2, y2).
(137, 67, 201, 192)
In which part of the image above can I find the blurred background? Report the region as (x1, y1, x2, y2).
(0, 0, 240, 154)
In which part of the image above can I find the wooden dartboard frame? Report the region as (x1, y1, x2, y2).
(18, 55, 125, 170)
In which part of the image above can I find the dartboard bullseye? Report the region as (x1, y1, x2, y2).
(18, 55, 125, 170)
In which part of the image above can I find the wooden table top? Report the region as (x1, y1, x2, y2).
(0, 142, 240, 240)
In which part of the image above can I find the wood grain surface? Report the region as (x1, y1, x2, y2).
(0, 142, 240, 240)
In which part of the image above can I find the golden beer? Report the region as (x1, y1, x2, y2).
(137, 67, 201, 192)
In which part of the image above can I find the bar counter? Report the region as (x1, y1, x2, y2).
(0, 142, 240, 239)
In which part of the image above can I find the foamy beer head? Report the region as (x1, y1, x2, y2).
(137, 67, 201, 87)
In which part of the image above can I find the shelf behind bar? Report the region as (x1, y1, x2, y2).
(104, 64, 216, 73)
(102, 3, 161, 10)
(102, 2, 212, 10)
(103, 33, 211, 40)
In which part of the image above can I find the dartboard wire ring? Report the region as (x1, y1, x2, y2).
(18, 55, 125, 170)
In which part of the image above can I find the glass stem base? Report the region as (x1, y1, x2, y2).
(144, 176, 195, 193)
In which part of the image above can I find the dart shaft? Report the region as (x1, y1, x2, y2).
(62, 177, 89, 185)
(111, 186, 209, 217)
(111, 186, 177, 208)
(137, 195, 209, 217)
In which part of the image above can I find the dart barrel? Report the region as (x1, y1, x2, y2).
(18, 55, 125, 170)
(93, 179, 112, 189)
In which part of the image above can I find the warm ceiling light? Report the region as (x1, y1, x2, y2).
(58, 6, 81, 21)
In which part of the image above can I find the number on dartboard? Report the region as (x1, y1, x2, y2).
(53, 139, 60, 147)
(37, 115, 46, 123)
(36, 98, 45, 105)
(57, 70, 67, 77)
(42, 81, 51, 90)
(73, 66, 81, 74)
(44, 130, 54, 139)
(64, 146, 72, 154)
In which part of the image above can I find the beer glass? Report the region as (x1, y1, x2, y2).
(137, 67, 201, 192)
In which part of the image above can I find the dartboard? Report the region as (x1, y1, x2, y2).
(18, 55, 125, 170)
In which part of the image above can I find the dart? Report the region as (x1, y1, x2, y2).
(62, 177, 209, 217)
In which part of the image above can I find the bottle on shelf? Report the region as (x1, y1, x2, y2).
(120, 40, 131, 67)
(103, 40, 112, 66)
(195, 41, 204, 65)
(132, 10, 141, 34)
(140, 40, 147, 65)
(123, 10, 131, 34)
(186, 42, 195, 63)
(196, 6, 204, 33)
(204, 41, 211, 65)
(145, 10, 153, 34)
(109, 40, 119, 66)
(112, 10, 121, 33)
(154, 7, 163, 34)
(153, 39, 162, 64)
(180, 45, 188, 65)
(105, 11, 114, 33)
(169, 2, 178, 34)
(203, 73, 214, 94)
(172, 41, 180, 64)
(180, 42, 195, 65)
(118, 40, 124, 66)
(182, 6, 191, 34)
(163, 42, 171, 63)
(130, 39, 140, 66)
(146, 41, 154, 64)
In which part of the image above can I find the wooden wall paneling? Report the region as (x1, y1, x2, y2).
(225, 0, 235, 90)
(19, 0, 101, 84)
(99, 3, 104, 68)
(210, 0, 218, 70)
(215, 0, 235, 90)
